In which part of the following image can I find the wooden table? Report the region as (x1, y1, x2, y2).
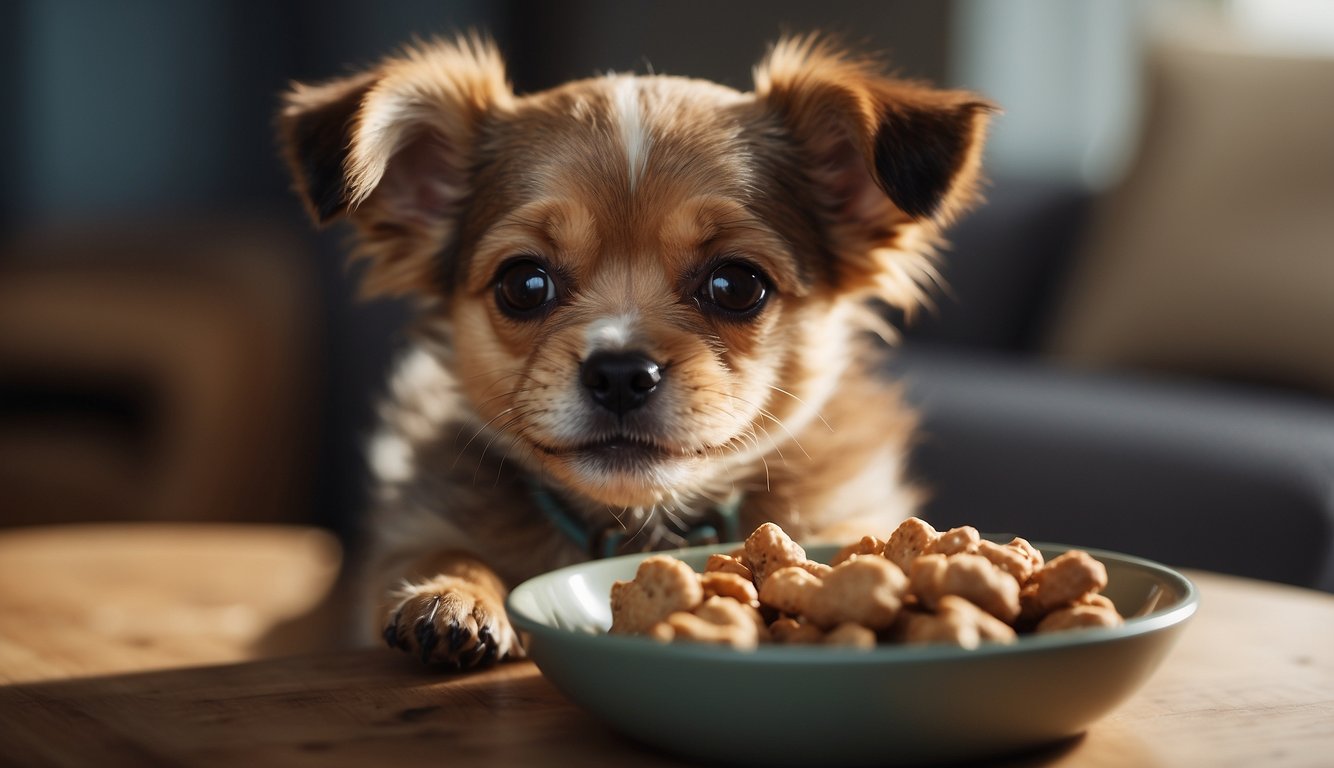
(1, 524, 1331, 767)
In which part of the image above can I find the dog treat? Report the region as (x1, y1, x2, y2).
(757, 557, 906, 632)
(1007, 536, 1046, 572)
(794, 560, 834, 579)
(608, 518, 1124, 649)
(1077, 592, 1117, 612)
(823, 622, 878, 649)
(801, 555, 908, 631)
(832, 535, 885, 567)
(769, 617, 827, 645)
(884, 517, 939, 571)
(704, 553, 754, 581)
(757, 565, 822, 616)
(649, 596, 766, 649)
(910, 552, 1021, 623)
(1035, 602, 1123, 634)
(976, 539, 1038, 584)
(925, 525, 982, 557)
(1019, 550, 1109, 624)
(700, 571, 759, 606)
(898, 595, 1017, 649)
(609, 554, 704, 635)
(743, 522, 809, 589)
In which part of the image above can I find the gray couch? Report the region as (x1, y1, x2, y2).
(890, 179, 1334, 593)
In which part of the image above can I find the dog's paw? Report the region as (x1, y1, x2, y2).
(382, 577, 523, 669)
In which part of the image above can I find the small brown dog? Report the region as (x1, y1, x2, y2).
(278, 34, 991, 668)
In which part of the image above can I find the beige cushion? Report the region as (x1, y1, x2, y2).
(1045, 41, 1334, 396)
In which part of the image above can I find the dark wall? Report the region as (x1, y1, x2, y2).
(8, 0, 951, 227)
(1, 3, 23, 233)
(506, 0, 950, 92)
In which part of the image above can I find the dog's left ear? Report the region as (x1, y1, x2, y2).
(755, 35, 996, 305)
(278, 36, 513, 298)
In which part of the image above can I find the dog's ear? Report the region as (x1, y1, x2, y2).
(278, 36, 512, 298)
(279, 71, 379, 224)
(754, 35, 995, 308)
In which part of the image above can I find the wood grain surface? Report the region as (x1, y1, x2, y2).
(0, 524, 341, 684)
(0, 525, 1331, 767)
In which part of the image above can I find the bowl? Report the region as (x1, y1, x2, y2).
(506, 541, 1197, 766)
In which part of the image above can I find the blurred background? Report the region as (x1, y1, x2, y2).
(3, 0, 1332, 590)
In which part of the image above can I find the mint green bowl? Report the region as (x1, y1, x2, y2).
(507, 542, 1197, 766)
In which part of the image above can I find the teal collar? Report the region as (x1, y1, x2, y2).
(528, 479, 743, 559)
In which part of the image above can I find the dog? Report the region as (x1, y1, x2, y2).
(278, 33, 992, 668)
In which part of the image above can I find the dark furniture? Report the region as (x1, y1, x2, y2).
(892, 178, 1334, 592)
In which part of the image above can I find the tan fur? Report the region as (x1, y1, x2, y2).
(278, 34, 992, 665)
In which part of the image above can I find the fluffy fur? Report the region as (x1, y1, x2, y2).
(279, 33, 992, 667)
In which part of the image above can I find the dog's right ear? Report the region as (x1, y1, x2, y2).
(278, 36, 513, 298)
(279, 71, 379, 224)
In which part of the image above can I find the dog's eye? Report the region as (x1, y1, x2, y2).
(700, 262, 768, 316)
(495, 260, 557, 317)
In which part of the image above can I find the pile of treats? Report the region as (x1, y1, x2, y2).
(609, 518, 1124, 650)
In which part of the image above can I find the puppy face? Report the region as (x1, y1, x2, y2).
(280, 35, 991, 509)
(446, 76, 824, 507)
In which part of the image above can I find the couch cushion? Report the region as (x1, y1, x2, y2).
(890, 344, 1334, 592)
(1045, 41, 1334, 396)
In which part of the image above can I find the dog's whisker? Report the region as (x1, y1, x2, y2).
(760, 413, 813, 463)
(452, 406, 522, 469)
(750, 421, 789, 464)
(624, 506, 658, 548)
(699, 387, 814, 462)
(491, 421, 541, 487)
(466, 414, 525, 480)
(472, 412, 530, 484)
(714, 391, 800, 445)
(471, 385, 536, 412)
(725, 428, 758, 460)
(447, 368, 544, 427)
(459, 367, 540, 389)
(451, 388, 539, 446)
(766, 384, 834, 433)
(660, 505, 687, 532)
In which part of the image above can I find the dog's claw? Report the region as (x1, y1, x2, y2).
(416, 620, 440, 663)
(383, 616, 402, 649)
(448, 624, 470, 652)
(460, 642, 485, 667)
(475, 626, 501, 667)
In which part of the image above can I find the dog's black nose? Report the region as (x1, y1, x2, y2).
(580, 351, 662, 415)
